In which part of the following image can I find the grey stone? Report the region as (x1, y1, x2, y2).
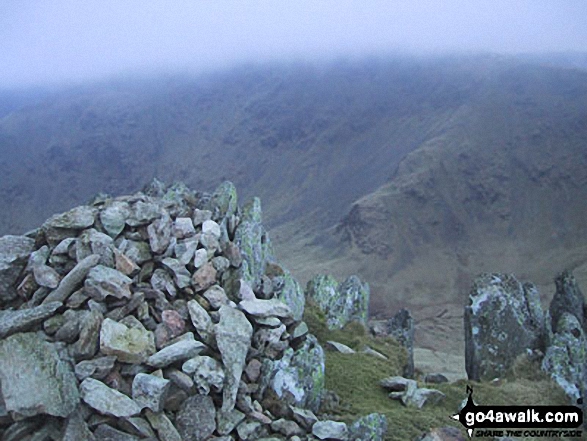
(362, 346, 388, 360)
(33, 264, 61, 288)
(0, 332, 79, 418)
(175, 238, 198, 265)
(271, 418, 305, 437)
(193, 248, 208, 268)
(239, 298, 293, 319)
(77, 228, 115, 267)
(0, 301, 62, 338)
(380, 376, 412, 392)
(63, 407, 96, 441)
(54, 309, 86, 342)
(549, 270, 585, 333)
(93, 424, 140, 441)
(312, 420, 348, 440)
(348, 414, 387, 441)
(542, 312, 587, 401)
(43, 205, 95, 234)
(148, 211, 172, 254)
(85, 265, 132, 300)
(100, 201, 130, 238)
(215, 305, 253, 412)
(424, 373, 449, 384)
(176, 395, 216, 441)
(151, 268, 177, 298)
(75, 356, 117, 381)
(183, 355, 225, 394)
(147, 333, 206, 368)
(306, 274, 369, 330)
(202, 219, 221, 238)
(236, 419, 266, 440)
(126, 201, 161, 227)
(0, 235, 36, 303)
(193, 209, 212, 226)
(216, 408, 245, 435)
(80, 378, 141, 417)
(254, 323, 288, 358)
(203, 285, 230, 309)
(192, 262, 217, 291)
(144, 409, 182, 441)
(162, 258, 191, 289)
(291, 406, 318, 431)
(464, 273, 544, 381)
(119, 240, 152, 265)
(100, 317, 156, 363)
(187, 299, 213, 343)
(210, 181, 238, 219)
(73, 310, 103, 360)
(388, 308, 415, 377)
(261, 334, 325, 412)
(273, 270, 305, 321)
(173, 217, 196, 239)
(212, 256, 230, 273)
(326, 340, 356, 354)
(43, 254, 101, 304)
(132, 373, 171, 412)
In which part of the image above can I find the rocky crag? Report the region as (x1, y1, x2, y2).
(465, 271, 587, 409)
(0, 180, 386, 441)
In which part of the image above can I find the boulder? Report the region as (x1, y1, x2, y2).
(0, 332, 79, 418)
(464, 273, 544, 381)
(348, 413, 387, 441)
(0, 235, 35, 304)
(306, 274, 369, 330)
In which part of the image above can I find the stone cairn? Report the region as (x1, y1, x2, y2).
(0, 180, 384, 441)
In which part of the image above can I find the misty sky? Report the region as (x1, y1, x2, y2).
(1, 0, 586, 88)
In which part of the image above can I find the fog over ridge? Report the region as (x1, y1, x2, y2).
(1, 0, 586, 88)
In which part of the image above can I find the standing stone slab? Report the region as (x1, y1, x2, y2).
(464, 273, 544, 381)
(388, 308, 415, 378)
(0, 332, 79, 418)
(215, 305, 253, 412)
(0, 235, 35, 304)
(80, 378, 141, 417)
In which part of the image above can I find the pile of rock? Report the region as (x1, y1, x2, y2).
(0, 180, 385, 441)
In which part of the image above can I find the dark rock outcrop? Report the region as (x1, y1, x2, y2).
(464, 273, 544, 381)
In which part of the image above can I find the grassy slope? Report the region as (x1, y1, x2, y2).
(304, 303, 578, 441)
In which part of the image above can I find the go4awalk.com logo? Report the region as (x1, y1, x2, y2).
(451, 386, 583, 438)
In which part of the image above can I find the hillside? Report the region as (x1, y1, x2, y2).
(2, 54, 587, 362)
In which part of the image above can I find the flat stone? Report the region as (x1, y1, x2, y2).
(126, 201, 161, 227)
(33, 264, 61, 288)
(239, 298, 293, 319)
(362, 346, 388, 360)
(203, 285, 230, 309)
(100, 317, 156, 363)
(43, 206, 96, 230)
(271, 419, 305, 437)
(176, 395, 216, 441)
(85, 265, 132, 300)
(147, 333, 206, 368)
(192, 262, 217, 291)
(291, 406, 319, 431)
(75, 356, 117, 381)
(182, 355, 225, 394)
(0, 301, 62, 338)
(43, 254, 101, 304)
(145, 409, 182, 441)
(100, 201, 130, 238)
(312, 420, 348, 440)
(326, 340, 356, 354)
(379, 376, 412, 392)
(93, 424, 140, 441)
(215, 305, 253, 412)
(0, 332, 79, 418)
(80, 378, 141, 417)
(132, 373, 171, 412)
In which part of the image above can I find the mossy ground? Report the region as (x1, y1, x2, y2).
(304, 302, 582, 441)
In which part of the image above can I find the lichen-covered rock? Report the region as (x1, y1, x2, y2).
(260, 334, 325, 412)
(542, 312, 587, 402)
(464, 273, 544, 381)
(273, 270, 305, 321)
(234, 197, 275, 289)
(0, 332, 80, 418)
(0, 235, 35, 304)
(210, 181, 238, 220)
(549, 270, 585, 333)
(306, 274, 370, 330)
(348, 413, 387, 441)
(215, 305, 253, 412)
(100, 317, 156, 363)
